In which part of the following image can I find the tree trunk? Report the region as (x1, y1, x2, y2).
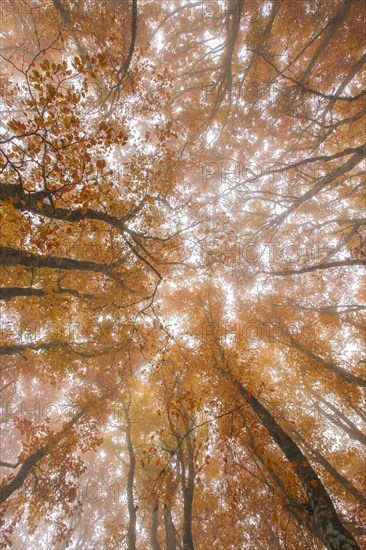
(291, 427, 366, 506)
(167, 386, 195, 550)
(150, 500, 161, 550)
(279, 326, 366, 387)
(181, 430, 195, 550)
(306, 389, 366, 447)
(182, 481, 194, 550)
(124, 404, 137, 550)
(0, 286, 93, 301)
(0, 246, 111, 276)
(0, 182, 126, 229)
(240, 417, 321, 542)
(163, 504, 177, 550)
(232, 377, 361, 550)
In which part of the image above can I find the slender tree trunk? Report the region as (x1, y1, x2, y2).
(0, 287, 46, 300)
(348, 403, 366, 424)
(306, 389, 366, 447)
(232, 376, 360, 550)
(181, 430, 195, 550)
(322, 412, 366, 447)
(150, 500, 161, 550)
(291, 427, 366, 506)
(166, 386, 195, 550)
(163, 503, 177, 550)
(279, 326, 366, 387)
(175, 442, 195, 550)
(0, 182, 126, 229)
(298, 0, 352, 85)
(182, 480, 194, 550)
(0, 340, 69, 355)
(124, 405, 137, 550)
(240, 418, 321, 542)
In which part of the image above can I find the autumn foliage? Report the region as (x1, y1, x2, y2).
(0, 1, 365, 549)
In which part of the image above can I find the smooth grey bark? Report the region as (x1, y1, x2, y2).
(232, 376, 361, 550)
(123, 401, 137, 550)
(163, 503, 177, 550)
(166, 388, 195, 550)
(150, 500, 161, 550)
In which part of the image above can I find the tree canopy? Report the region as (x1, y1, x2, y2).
(0, 1, 365, 549)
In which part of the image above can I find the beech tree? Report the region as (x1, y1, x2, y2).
(1, 1, 365, 549)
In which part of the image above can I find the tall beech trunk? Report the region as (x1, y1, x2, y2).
(232, 376, 360, 550)
(163, 503, 177, 550)
(298, 0, 353, 86)
(163, 470, 178, 550)
(267, 146, 365, 231)
(239, 416, 321, 543)
(150, 500, 161, 550)
(0, 340, 69, 355)
(1, 445, 57, 506)
(167, 387, 195, 550)
(179, 415, 195, 550)
(123, 403, 137, 550)
(0, 182, 127, 230)
(182, 473, 195, 550)
(176, 433, 195, 550)
(226, 376, 360, 550)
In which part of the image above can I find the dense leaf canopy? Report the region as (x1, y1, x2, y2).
(0, 1, 365, 549)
